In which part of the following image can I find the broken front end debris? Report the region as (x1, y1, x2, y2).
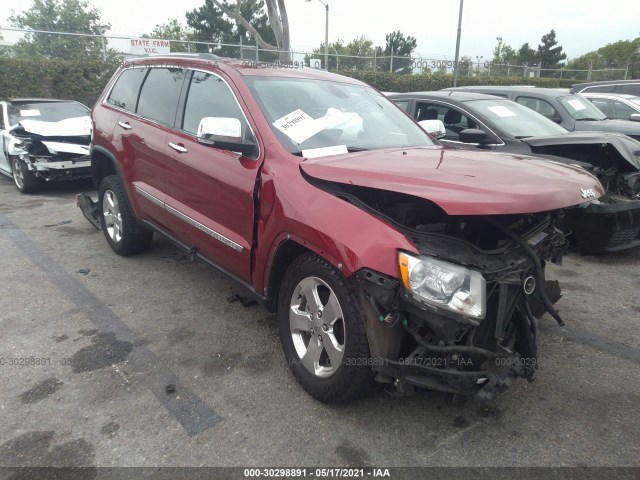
(346, 191, 569, 400)
(10, 118, 92, 183)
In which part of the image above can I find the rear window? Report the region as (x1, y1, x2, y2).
(137, 68, 187, 126)
(107, 68, 147, 111)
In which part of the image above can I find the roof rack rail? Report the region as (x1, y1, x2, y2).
(145, 53, 221, 60)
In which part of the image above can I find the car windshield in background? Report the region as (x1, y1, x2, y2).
(244, 77, 435, 154)
(558, 96, 607, 121)
(7, 102, 89, 127)
(467, 99, 568, 138)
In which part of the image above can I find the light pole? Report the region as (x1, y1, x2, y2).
(306, 0, 329, 70)
(452, 0, 464, 87)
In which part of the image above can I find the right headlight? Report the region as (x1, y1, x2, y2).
(398, 252, 486, 320)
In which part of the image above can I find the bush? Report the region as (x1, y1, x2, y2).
(0, 57, 117, 107)
(0, 57, 576, 108)
(336, 71, 576, 92)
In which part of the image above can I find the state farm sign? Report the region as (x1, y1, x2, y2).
(129, 38, 171, 55)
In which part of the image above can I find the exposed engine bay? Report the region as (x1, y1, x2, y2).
(526, 134, 640, 200)
(314, 179, 570, 400)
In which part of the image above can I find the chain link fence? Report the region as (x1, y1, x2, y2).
(0, 27, 630, 81)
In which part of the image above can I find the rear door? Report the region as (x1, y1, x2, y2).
(163, 69, 261, 284)
(112, 67, 187, 227)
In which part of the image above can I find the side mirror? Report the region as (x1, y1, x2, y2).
(197, 117, 257, 156)
(459, 128, 491, 144)
(418, 119, 446, 139)
(629, 113, 640, 122)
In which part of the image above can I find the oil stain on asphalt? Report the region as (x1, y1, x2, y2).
(70, 332, 133, 373)
(0, 431, 95, 471)
(19, 378, 64, 404)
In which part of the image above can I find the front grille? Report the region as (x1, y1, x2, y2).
(605, 227, 640, 249)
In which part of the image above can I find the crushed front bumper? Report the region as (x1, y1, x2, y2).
(564, 199, 640, 254)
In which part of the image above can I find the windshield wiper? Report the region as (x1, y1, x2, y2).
(345, 146, 369, 152)
(515, 135, 532, 139)
(575, 118, 602, 121)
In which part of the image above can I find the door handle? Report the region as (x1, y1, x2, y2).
(117, 121, 132, 130)
(168, 142, 188, 153)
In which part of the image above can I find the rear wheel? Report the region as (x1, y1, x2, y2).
(278, 253, 375, 403)
(11, 157, 40, 193)
(99, 175, 153, 255)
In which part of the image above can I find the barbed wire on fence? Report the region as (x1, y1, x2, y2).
(0, 26, 630, 81)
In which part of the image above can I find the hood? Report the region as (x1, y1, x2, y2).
(300, 146, 604, 216)
(523, 131, 640, 170)
(12, 116, 91, 137)
(572, 119, 640, 138)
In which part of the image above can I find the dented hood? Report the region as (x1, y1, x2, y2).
(300, 147, 604, 215)
(522, 132, 640, 170)
(13, 116, 91, 138)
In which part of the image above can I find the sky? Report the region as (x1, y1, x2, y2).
(1, 0, 639, 61)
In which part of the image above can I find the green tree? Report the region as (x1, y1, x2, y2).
(146, 19, 192, 52)
(9, 0, 112, 60)
(492, 38, 517, 64)
(567, 37, 640, 77)
(380, 31, 417, 74)
(537, 29, 566, 68)
(517, 42, 539, 65)
(186, 0, 234, 53)
(233, 0, 275, 46)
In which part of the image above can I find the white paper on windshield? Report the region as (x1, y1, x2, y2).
(302, 145, 348, 159)
(272, 109, 323, 144)
(487, 105, 517, 117)
(568, 99, 586, 111)
(20, 109, 41, 117)
(318, 108, 364, 141)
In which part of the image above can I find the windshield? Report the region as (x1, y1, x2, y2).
(244, 76, 435, 154)
(8, 101, 89, 127)
(467, 99, 568, 138)
(558, 95, 607, 120)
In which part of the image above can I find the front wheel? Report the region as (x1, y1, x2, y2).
(99, 175, 153, 256)
(278, 253, 375, 403)
(11, 157, 40, 193)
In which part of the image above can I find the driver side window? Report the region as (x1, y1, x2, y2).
(182, 71, 253, 142)
(416, 102, 478, 141)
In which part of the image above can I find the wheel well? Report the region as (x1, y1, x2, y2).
(91, 150, 118, 189)
(264, 240, 311, 312)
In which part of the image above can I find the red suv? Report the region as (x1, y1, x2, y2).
(79, 54, 603, 403)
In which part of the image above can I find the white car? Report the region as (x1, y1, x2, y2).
(0, 99, 92, 193)
(580, 92, 640, 122)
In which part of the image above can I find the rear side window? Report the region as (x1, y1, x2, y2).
(107, 68, 147, 111)
(182, 71, 251, 139)
(137, 68, 187, 126)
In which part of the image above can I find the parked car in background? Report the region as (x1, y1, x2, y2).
(572, 80, 640, 97)
(389, 91, 640, 254)
(77, 54, 604, 404)
(580, 92, 640, 122)
(444, 86, 640, 141)
(0, 99, 91, 193)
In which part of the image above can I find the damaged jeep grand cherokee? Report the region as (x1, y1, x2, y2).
(79, 55, 604, 403)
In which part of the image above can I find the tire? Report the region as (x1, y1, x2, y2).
(278, 252, 375, 403)
(11, 157, 40, 193)
(98, 175, 153, 256)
